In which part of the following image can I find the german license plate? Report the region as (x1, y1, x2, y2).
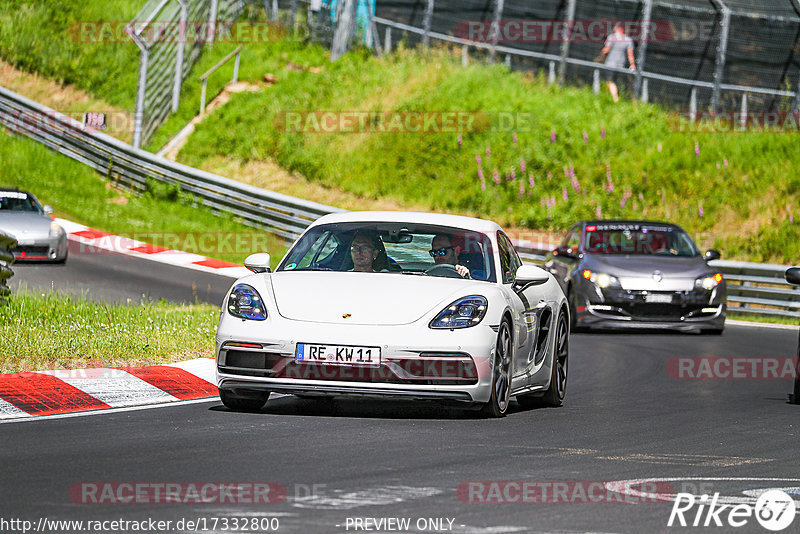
(645, 294, 673, 303)
(295, 343, 380, 365)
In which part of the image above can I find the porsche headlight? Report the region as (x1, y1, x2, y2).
(695, 273, 723, 290)
(49, 221, 64, 237)
(582, 270, 622, 289)
(429, 295, 488, 329)
(227, 284, 267, 321)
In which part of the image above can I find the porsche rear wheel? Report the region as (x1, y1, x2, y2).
(482, 320, 512, 418)
(219, 388, 270, 412)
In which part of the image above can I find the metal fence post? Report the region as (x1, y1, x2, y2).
(173, 0, 188, 113)
(384, 27, 392, 53)
(131, 38, 149, 149)
(233, 49, 240, 84)
(794, 73, 800, 112)
(422, 0, 434, 48)
(689, 87, 697, 121)
(634, 0, 653, 100)
(740, 92, 748, 129)
(641, 78, 649, 103)
(592, 69, 600, 94)
(208, 0, 219, 45)
(331, 0, 357, 61)
(548, 61, 556, 84)
(558, 0, 577, 85)
(489, 0, 504, 63)
(272, 0, 279, 22)
(462, 45, 468, 67)
(711, 0, 731, 113)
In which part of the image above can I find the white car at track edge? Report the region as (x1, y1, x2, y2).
(215, 211, 569, 417)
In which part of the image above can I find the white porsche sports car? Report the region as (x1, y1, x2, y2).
(215, 212, 569, 417)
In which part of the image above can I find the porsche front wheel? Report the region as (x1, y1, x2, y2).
(482, 320, 512, 418)
(219, 388, 270, 412)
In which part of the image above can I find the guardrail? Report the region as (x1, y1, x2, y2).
(711, 260, 800, 319)
(0, 86, 344, 241)
(0, 231, 17, 306)
(1, 85, 799, 319)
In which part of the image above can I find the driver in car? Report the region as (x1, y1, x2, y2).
(430, 234, 470, 278)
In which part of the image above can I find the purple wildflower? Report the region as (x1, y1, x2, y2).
(620, 197, 627, 208)
(596, 205, 602, 218)
(694, 142, 700, 156)
(457, 135, 462, 147)
(520, 158, 526, 173)
(547, 172, 553, 180)
(788, 204, 794, 223)
(476, 155, 482, 165)
(518, 182, 525, 198)
(493, 169, 500, 185)
(601, 126, 606, 139)
(512, 132, 518, 144)
(657, 142, 662, 152)
(510, 167, 516, 181)
(550, 130, 556, 143)
(698, 202, 704, 217)
(562, 187, 568, 202)
(477, 168, 484, 180)
(723, 158, 728, 167)
(486, 146, 491, 157)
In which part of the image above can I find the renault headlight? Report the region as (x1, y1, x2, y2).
(582, 270, 622, 289)
(227, 284, 267, 320)
(695, 273, 723, 290)
(429, 295, 488, 329)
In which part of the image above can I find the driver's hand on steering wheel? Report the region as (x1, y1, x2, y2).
(455, 264, 471, 279)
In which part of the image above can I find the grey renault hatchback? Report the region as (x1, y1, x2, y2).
(545, 220, 725, 334)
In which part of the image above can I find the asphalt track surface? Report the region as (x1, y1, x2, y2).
(9, 241, 233, 305)
(2, 322, 798, 533)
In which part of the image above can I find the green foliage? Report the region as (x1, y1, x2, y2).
(0, 0, 143, 108)
(0, 290, 218, 372)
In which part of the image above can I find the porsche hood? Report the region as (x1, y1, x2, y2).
(269, 272, 481, 325)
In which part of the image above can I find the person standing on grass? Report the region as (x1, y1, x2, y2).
(599, 22, 636, 103)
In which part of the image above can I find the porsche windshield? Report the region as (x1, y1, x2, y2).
(277, 222, 496, 282)
(584, 224, 698, 257)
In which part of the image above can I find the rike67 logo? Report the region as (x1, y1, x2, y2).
(668, 490, 796, 531)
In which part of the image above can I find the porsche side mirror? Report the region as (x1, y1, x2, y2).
(786, 267, 800, 286)
(244, 253, 271, 274)
(43, 205, 54, 216)
(704, 249, 721, 261)
(514, 264, 550, 290)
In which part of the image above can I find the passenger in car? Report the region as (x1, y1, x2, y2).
(349, 231, 390, 272)
(430, 234, 471, 278)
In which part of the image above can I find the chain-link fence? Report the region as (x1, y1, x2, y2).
(356, 0, 800, 113)
(127, 0, 245, 148)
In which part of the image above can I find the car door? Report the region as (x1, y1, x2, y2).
(497, 232, 537, 383)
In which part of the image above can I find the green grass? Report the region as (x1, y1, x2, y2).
(728, 312, 800, 327)
(174, 40, 800, 264)
(0, 290, 217, 372)
(0, 0, 143, 109)
(1, 133, 285, 265)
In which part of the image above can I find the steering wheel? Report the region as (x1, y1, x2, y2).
(424, 264, 466, 279)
